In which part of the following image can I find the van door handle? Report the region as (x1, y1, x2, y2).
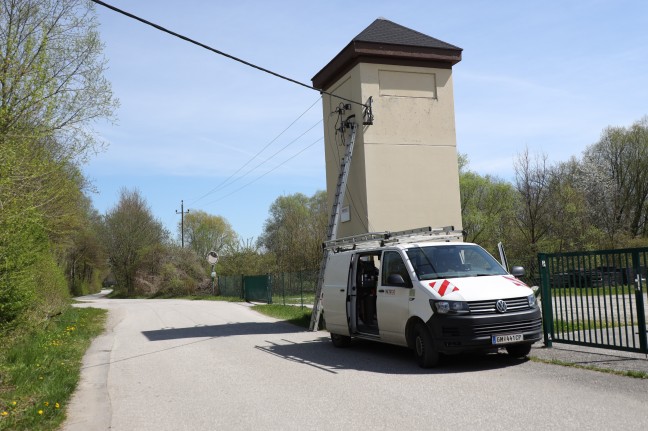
(340, 289, 345, 292)
(378, 289, 384, 293)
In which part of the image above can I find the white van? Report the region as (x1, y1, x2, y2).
(321, 227, 542, 368)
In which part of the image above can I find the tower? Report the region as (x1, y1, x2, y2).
(312, 19, 463, 238)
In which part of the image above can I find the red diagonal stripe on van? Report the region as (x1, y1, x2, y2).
(503, 275, 528, 287)
(429, 280, 459, 297)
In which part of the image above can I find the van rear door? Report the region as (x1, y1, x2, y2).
(321, 252, 353, 335)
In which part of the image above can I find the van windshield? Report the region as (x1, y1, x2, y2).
(406, 244, 508, 280)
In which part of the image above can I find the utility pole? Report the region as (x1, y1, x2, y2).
(176, 200, 189, 247)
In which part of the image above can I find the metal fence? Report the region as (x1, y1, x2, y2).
(215, 271, 318, 307)
(538, 247, 648, 353)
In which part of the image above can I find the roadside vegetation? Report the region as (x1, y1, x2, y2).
(2, 1, 648, 427)
(0, 307, 107, 431)
(251, 304, 313, 328)
(530, 357, 648, 380)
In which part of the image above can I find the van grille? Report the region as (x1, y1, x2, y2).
(441, 318, 542, 338)
(473, 318, 542, 337)
(468, 297, 530, 314)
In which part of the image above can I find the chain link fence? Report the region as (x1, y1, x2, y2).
(211, 271, 318, 307)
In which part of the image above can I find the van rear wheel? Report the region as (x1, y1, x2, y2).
(414, 323, 439, 368)
(330, 333, 352, 347)
(506, 343, 532, 358)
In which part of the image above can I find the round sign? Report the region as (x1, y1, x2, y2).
(206, 251, 219, 264)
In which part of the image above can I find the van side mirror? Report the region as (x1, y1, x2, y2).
(387, 274, 406, 286)
(511, 266, 525, 277)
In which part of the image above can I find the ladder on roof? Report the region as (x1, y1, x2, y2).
(324, 225, 463, 252)
(308, 118, 357, 331)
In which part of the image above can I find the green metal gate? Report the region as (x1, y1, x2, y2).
(243, 275, 272, 304)
(538, 247, 648, 353)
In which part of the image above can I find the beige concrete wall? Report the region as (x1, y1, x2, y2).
(321, 62, 462, 238)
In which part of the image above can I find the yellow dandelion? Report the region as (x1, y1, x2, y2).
(44, 402, 49, 407)
(2, 411, 8, 416)
(38, 410, 43, 415)
(55, 403, 60, 409)
(11, 401, 16, 406)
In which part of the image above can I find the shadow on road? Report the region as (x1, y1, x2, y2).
(141, 321, 526, 375)
(142, 320, 305, 341)
(254, 336, 528, 375)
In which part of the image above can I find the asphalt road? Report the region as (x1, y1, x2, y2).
(64, 292, 648, 431)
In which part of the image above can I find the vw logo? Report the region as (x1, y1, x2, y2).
(495, 300, 507, 313)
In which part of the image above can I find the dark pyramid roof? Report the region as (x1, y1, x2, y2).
(312, 18, 462, 90)
(353, 18, 462, 51)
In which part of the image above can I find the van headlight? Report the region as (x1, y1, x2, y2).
(430, 299, 469, 314)
(528, 294, 537, 308)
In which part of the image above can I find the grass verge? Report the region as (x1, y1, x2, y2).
(0, 307, 107, 431)
(529, 356, 648, 379)
(251, 304, 312, 328)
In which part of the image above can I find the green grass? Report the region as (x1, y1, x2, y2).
(0, 307, 107, 431)
(251, 304, 313, 328)
(530, 357, 648, 379)
(547, 284, 635, 297)
(271, 294, 316, 306)
(189, 295, 245, 302)
(551, 318, 637, 333)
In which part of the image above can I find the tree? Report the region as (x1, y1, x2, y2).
(181, 210, 238, 260)
(546, 158, 603, 252)
(258, 191, 328, 272)
(0, 0, 117, 157)
(459, 155, 516, 250)
(64, 199, 108, 296)
(580, 117, 648, 243)
(1, 0, 116, 328)
(218, 238, 275, 276)
(102, 189, 168, 295)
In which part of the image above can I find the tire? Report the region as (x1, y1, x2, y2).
(413, 323, 439, 368)
(330, 332, 352, 348)
(506, 343, 532, 358)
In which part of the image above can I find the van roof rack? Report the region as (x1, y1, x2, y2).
(323, 226, 463, 252)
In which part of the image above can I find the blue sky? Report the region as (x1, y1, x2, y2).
(86, 0, 648, 241)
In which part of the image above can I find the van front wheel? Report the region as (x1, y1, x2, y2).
(414, 323, 439, 368)
(331, 333, 352, 347)
(505, 343, 532, 358)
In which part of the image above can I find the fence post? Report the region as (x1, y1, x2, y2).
(632, 251, 648, 353)
(299, 271, 304, 308)
(241, 275, 245, 300)
(538, 253, 553, 347)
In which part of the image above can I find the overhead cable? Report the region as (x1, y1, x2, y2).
(190, 97, 321, 205)
(203, 137, 324, 206)
(201, 120, 322, 203)
(91, 0, 369, 109)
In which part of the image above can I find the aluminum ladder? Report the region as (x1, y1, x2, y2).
(308, 118, 357, 331)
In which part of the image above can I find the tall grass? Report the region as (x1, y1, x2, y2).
(0, 307, 106, 431)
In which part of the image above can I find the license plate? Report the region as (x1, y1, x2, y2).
(492, 334, 524, 345)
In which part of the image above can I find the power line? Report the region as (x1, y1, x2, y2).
(195, 119, 322, 205)
(222, 120, 322, 189)
(203, 137, 324, 206)
(189, 97, 321, 205)
(91, 0, 369, 110)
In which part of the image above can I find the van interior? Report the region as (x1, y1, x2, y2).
(354, 253, 381, 335)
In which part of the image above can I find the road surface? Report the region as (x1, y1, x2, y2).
(64, 292, 648, 430)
